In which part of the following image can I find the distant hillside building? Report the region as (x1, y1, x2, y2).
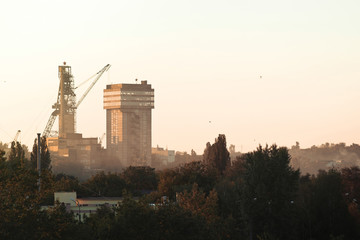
(103, 81, 154, 166)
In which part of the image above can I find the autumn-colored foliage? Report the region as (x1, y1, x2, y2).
(1, 138, 360, 239)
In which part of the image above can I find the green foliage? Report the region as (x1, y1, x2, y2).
(158, 161, 217, 200)
(8, 141, 26, 168)
(306, 169, 357, 239)
(157, 168, 178, 199)
(38, 203, 79, 240)
(30, 136, 51, 170)
(82, 171, 125, 197)
(0, 166, 75, 239)
(54, 173, 81, 193)
(215, 178, 241, 219)
(0, 149, 6, 164)
(3, 133, 360, 239)
(240, 145, 300, 239)
(0, 167, 40, 239)
(156, 204, 212, 240)
(203, 134, 230, 175)
(116, 195, 158, 239)
(215, 156, 244, 222)
(122, 166, 158, 192)
(341, 167, 360, 227)
(177, 183, 219, 223)
(85, 205, 116, 240)
(81, 166, 157, 198)
(256, 232, 279, 240)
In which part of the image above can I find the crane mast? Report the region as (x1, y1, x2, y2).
(42, 63, 110, 138)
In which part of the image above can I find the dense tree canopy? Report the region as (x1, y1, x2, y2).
(1, 135, 360, 239)
(240, 145, 300, 239)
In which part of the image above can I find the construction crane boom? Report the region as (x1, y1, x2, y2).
(75, 64, 111, 108)
(98, 133, 106, 145)
(13, 130, 21, 142)
(42, 110, 59, 137)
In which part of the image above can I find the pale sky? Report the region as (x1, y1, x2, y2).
(0, 0, 359, 154)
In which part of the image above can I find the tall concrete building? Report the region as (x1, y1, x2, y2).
(103, 81, 154, 166)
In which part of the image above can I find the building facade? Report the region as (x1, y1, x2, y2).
(50, 192, 124, 222)
(151, 146, 175, 169)
(47, 133, 101, 170)
(103, 81, 154, 166)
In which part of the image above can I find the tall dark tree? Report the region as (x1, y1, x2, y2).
(30, 136, 51, 170)
(240, 145, 300, 239)
(8, 141, 26, 168)
(203, 134, 230, 175)
(341, 166, 360, 227)
(0, 163, 46, 239)
(306, 169, 358, 239)
(0, 149, 6, 164)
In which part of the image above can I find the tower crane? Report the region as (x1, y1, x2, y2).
(98, 133, 106, 145)
(76, 64, 111, 108)
(13, 130, 21, 142)
(8, 130, 21, 146)
(42, 64, 111, 138)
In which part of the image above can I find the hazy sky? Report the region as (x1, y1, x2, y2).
(1, 0, 359, 153)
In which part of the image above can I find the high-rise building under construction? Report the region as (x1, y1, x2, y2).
(103, 81, 154, 166)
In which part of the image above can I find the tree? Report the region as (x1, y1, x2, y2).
(82, 171, 126, 197)
(115, 195, 159, 240)
(156, 203, 212, 240)
(240, 145, 300, 239)
(30, 136, 51, 170)
(38, 202, 80, 239)
(157, 161, 217, 200)
(177, 183, 219, 224)
(85, 205, 116, 240)
(54, 173, 81, 193)
(306, 169, 358, 239)
(203, 134, 230, 175)
(0, 149, 5, 164)
(0, 166, 43, 239)
(121, 166, 157, 193)
(8, 141, 26, 168)
(341, 167, 360, 227)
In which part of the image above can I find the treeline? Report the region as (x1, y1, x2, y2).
(1, 136, 360, 239)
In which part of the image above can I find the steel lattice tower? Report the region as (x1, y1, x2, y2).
(58, 63, 76, 138)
